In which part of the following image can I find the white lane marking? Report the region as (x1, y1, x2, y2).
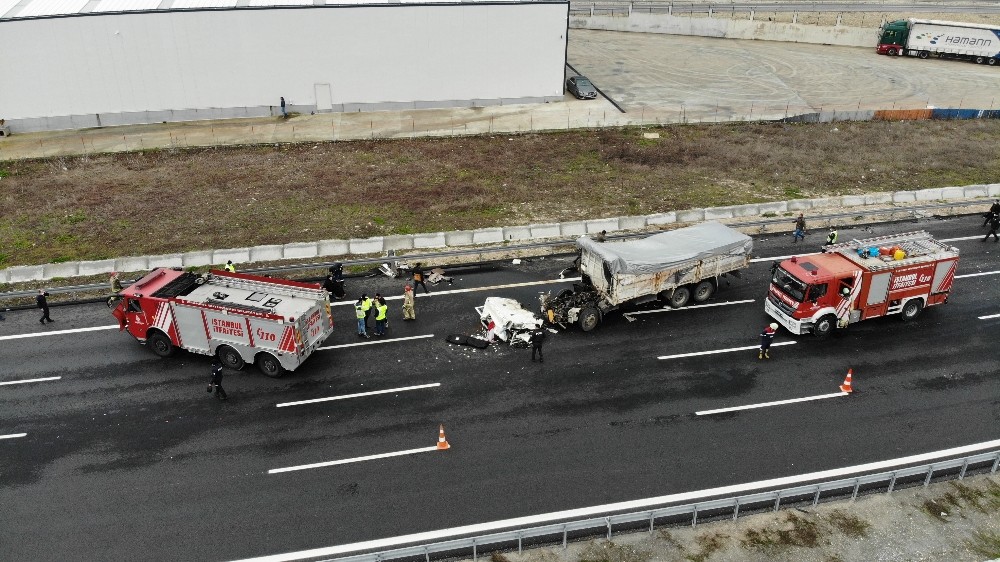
(658, 341, 796, 360)
(0, 325, 119, 342)
(0, 433, 27, 440)
(0, 376, 61, 386)
(317, 334, 434, 350)
(235, 438, 1000, 562)
(268, 446, 440, 474)
(979, 313, 1000, 320)
(941, 235, 989, 242)
(696, 392, 849, 416)
(625, 299, 754, 318)
(276, 383, 441, 408)
(956, 270, 1000, 279)
(329, 278, 581, 307)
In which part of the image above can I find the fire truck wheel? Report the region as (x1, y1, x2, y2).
(812, 315, 836, 338)
(692, 280, 716, 303)
(147, 331, 176, 357)
(257, 353, 286, 378)
(901, 299, 924, 322)
(665, 286, 691, 308)
(217, 345, 246, 370)
(578, 307, 601, 332)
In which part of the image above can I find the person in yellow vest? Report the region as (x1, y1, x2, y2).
(224, 260, 236, 273)
(360, 293, 374, 331)
(354, 296, 369, 338)
(374, 296, 389, 336)
(402, 285, 416, 320)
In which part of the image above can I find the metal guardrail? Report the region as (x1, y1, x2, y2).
(324, 450, 1000, 562)
(0, 198, 986, 307)
(568, 1, 1000, 17)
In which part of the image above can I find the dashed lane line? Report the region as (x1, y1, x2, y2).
(328, 278, 581, 306)
(0, 376, 61, 386)
(276, 383, 440, 408)
(0, 325, 119, 341)
(979, 313, 1000, 320)
(658, 341, 796, 360)
(956, 270, 1000, 279)
(624, 299, 754, 318)
(0, 433, 27, 440)
(268, 446, 440, 474)
(696, 391, 849, 416)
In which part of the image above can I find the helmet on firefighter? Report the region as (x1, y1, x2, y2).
(769, 323, 778, 330)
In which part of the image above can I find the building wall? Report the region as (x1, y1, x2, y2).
(0, 2, 568, 132)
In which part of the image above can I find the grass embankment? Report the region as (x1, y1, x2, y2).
(2, 120, 1000, 270)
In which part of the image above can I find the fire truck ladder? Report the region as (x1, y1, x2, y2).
(826, 230, 955, 272)
(207, 274, 327, 299)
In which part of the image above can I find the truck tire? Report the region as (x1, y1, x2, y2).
(256, 353, 285, 378)
(578, 307, 601, 332)
(692, 280, 715, 303)
(918, 51, 929, 59)
(666, 286, 691, 308)
(217, 345, 246, 370)
(901, 299, 924, 322)
(886, 47, 898, 56)
(989, 58, 998, 66)
(975, 56, 986, 64)
(146, 331, 176, 357)
(556, 288, 574, 299)
(812, 315, 836, 339)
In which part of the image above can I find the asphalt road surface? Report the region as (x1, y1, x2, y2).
(2, 215, 998, 561)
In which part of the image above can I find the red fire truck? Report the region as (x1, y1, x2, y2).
(111, 268, 334, 377)
(765, 231, 959, 337)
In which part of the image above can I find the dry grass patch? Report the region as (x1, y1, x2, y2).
(577, 540, 650, 562)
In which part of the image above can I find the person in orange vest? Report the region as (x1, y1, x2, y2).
(759, 323, 778, 359)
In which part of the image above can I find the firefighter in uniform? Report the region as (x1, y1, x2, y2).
(355, 296, 369, 338)
(402, 285, 416, 320)
(530, 328, 546, 362)
(208, 360, 228, 401)
(759, 323, 778, 359)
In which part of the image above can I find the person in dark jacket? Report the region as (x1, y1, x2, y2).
(208, 360, 227, 401)
(530, 328, 546, 362)
(37, 289, 52, 324)
(759, 323, 777, 359)
(985, 213, 1000, 242)
(983, 200, 1000, 227)
(329, 263, 346, 300)
(412, 263, 429, 294)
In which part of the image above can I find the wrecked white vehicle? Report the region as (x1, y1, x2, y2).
(476, 297, 543, 347)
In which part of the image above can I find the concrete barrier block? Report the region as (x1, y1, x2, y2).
(472, 228, 504, 244)
(502, 225, 533, 241)
(864, 193, 893, 206)
(786, 200, 813, 212)
(213, 248, 251, 265)
(617, 215, 646, 230)
(348, 237, 384, 255)
(807, 197, 839, 209)
(444, 230, 474, 246)
(529, 223, 562, 238)
(987, 184, 1000, 197)
(940, 186, 965, 200)
(115, 256, 151, 274)
(6, 265, 45, 283)
(585, 218, 618, 233)
(840, 195, 866, 207)
(892, 191, 916, 203)
(249, 245, 284, 262)
(281, 243, 319, 260)
(704, 207, 735, 220)
(42, 262, 80, 280)
(181, 250, 214, 268)
(147, 254, 184, 269)
(413, 233, 447, 249)
(646, 212, 676, 226)
(676, 209, 705, 223)
(78, 259, 117, 277)
(560, 221, 588, 237)
(317, 239, 350, 257)
(963, 185, 988, 198)
(381, 235, 415, 252)
(914, 188, 943, 201)
(757, 202, 788, 215)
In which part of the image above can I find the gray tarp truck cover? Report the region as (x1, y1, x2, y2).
(576, 222, 753, 276)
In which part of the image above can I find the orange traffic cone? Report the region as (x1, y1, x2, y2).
(839, 369, 854, 393)
(437, 424, 451, 450)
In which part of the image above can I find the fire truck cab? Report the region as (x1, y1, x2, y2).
(111, 268, 334, 377)
(765, 231, 959, 337)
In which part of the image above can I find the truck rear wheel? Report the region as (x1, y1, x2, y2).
(812, 315, 836, 339)
(918, 51, 929, 59)
(989, 58, 998, 66)
(257, 353, 285, 378)
(578, 307, 601, 332)
(217, 345, 246, 370)
(147, 331, 176, 357)
(666, 286, 691, 308)
(692, 280, 715, 303)
(975, 56, 986, 64)
(901, 299, 924, 322)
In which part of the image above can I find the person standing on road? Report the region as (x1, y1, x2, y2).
(985, 213, 1000, 242)
(329, 263, 346, 300)
(758, 323, 778, 359)
(354, 296, 369, 338)
(530, 327, 546, 362)
(361, 293, 374, 329)
(402, 285, 416, 321)
(208, 360, 228, 401)
(825, 227, 838, 246)
(280, 96, 287, 118)
(983, 199, 1000, 227)
(412, 263, 429, 294)
(224, 260, 236, 273)
(322, 273, 337, 296)
(37, 289, 52, 324)
(792, 214, 807, 243)
(374, 296, 388, 336)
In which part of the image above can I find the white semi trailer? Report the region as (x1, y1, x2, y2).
(877, 19, 1000, 65)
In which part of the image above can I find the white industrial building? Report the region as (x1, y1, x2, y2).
(0, 0, 569, 132)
